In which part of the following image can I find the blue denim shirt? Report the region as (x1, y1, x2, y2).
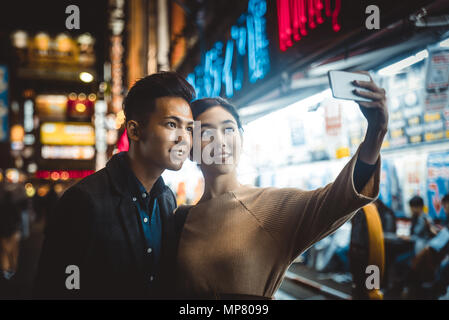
(118, 152, 163, 284)
(134, 179, 162, 276)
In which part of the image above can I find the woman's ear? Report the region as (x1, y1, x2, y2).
(126, 120, 140, 142)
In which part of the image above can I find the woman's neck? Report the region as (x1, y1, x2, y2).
(201, 170, 241, 202)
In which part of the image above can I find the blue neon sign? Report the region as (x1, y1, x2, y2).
(0, 65, 8, 142)
(187, 0, 270, 99)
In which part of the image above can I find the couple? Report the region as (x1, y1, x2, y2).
(34, 71, 387, 299)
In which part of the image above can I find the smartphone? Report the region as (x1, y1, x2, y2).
(328, 70, 372, 102)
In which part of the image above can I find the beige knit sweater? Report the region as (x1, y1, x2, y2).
(176, 146, 381, 298)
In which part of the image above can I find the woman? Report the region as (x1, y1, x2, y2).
(175, 75, 388, 299)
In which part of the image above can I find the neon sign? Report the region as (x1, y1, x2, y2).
(187, 0, 270, 99)
(0, 65, 8, 142)
(109, 0, 125, 113)
(277, 0, 341, 51)
(35, 170, 95, 180)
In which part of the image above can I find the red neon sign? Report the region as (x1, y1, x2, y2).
(277, 0, 341, 51)
(35, 170, 95, 180)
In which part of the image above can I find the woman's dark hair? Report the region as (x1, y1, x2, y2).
(124, 71, 196, 126)
(409, 195, 424, 208)
(190, 97, 243, 132)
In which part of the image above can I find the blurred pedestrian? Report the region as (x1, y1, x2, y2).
(426, 194, 449, 298)
(397, 196, 448, 298)
(41, 183, 61, 235)
(0, 182, 27, 296)
(441, 194, 449, 228)
(375, 199, 396, 234)
(409, 196, 436, 252)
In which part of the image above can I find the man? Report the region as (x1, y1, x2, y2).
(34, 72, 195, 299)
(406, 195, 449, 299)
(409, 196, 436, 241)
(0, 182, 26, 298)
(430, 194, 449, 298)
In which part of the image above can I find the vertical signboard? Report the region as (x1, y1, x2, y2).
(0, 65, 8, 142)
(109, 0, 125, 113)
(379, 159, 393, 209)
(187, 0, 270, 99)
(95, 100, 107, 170)
(427, 151, 449, 220)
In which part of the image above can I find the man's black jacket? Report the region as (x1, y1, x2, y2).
(33, 153, 178, 299)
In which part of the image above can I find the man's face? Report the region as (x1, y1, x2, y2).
(410, 206, 423, 217)
(133, 96, 193, 171)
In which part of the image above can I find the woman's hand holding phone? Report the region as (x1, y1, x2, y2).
(352, 71, 389, 165)
(352, 71, 389, 135)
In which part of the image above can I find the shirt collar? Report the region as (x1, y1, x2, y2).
(115, 152, 167, 201)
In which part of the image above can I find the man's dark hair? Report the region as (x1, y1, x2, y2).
(442, 194, 449, 204)
(409, 195, 424, 208)
(123, 72, 196, 126)
(190, 97, 243, 132)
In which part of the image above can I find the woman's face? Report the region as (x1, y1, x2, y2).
(194, 106, 242, 176)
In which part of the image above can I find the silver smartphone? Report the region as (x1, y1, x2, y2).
(328, 70, 372, 102)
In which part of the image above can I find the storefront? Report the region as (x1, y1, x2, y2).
(168, 0, 449, 220)
(240, 36, 449, 221)
(0, 0, 126, 193)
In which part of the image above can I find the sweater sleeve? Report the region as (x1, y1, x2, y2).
(354, 158, 378, 194)
(237, 143, 381, 263)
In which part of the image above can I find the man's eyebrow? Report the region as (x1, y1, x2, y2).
(163, 116, 193, 124)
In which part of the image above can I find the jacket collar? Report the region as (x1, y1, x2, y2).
(106, 152, 167, 199)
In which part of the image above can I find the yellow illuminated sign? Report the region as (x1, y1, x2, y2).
(424, 113, 441, 122)
(40, 122, 95, 145)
